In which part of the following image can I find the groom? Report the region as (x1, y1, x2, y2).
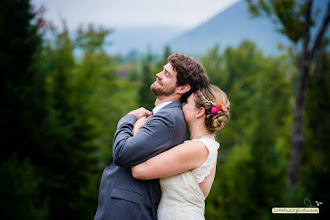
(95, 53, 209, 220)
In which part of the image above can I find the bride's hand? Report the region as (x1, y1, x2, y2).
(133, 116, 150, 135)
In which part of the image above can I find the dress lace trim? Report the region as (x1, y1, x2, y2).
(190, 138, 220, 183)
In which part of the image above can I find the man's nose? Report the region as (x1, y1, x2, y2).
(156, 71, 162, 79)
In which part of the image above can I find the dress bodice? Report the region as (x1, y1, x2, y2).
(157, 138, 219, 220)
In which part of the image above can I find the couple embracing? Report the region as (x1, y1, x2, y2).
(95, 53, 230, 220)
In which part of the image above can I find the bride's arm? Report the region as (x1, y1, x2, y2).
(131, 141, 209, 180)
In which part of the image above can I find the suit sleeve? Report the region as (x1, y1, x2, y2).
(112, 112, 175, 167)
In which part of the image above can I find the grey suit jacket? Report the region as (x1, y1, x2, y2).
(94, 101, 186, 220)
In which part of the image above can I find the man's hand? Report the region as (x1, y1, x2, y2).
(133, 116, 150, 135)
(128, 107, 152, 120)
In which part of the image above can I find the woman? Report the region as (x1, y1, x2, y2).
(131, 85, 230, 220)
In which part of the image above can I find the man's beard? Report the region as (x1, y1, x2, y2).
(150, 83, 176, 97)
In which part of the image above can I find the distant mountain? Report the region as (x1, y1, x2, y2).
(167, 0, 287, 56)
(168, 0, 329, 56)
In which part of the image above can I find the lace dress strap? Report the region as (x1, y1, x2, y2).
(190, 138, 220, 183)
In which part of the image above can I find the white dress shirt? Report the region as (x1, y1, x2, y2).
(152, 101, 173, 114)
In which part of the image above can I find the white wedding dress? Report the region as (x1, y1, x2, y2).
(157, 138, 220, 220)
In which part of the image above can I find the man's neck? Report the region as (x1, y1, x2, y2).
(155, 96, 180, 106)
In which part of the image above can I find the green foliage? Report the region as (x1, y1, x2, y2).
(75, 24, 112, 53)
(138, 51, 156, 110)
(0, 156, 49, 219)
(0, 0, 42, 160)
(0, 1, 47, 218)
(155, 45, 172, 71)
(201, 45, 225, 88)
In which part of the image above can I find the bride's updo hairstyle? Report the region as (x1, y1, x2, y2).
(194, 85, 230, 133)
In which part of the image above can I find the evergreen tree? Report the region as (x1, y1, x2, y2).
(0, 0, 42, 159)
(138, 51, 155, 111)
(201, 45, 225, 89)
(0, 0, 48, 218)
(155, 45, 172, 71)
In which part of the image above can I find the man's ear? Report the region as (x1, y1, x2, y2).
(176, 84, 191, 94)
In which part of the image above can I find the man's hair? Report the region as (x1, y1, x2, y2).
(168, 53, 209, 102)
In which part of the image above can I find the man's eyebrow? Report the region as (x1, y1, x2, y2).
(163, 66, 172, 76)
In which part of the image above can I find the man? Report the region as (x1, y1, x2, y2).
(95, 53, 209, 220)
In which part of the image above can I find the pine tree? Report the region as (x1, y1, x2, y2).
(138, 51, 155, 111)
(0, 0, 49, 218)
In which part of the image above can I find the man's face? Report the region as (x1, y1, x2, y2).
(151, 63, 178, 97)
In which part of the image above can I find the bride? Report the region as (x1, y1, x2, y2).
(131, 85, 230, 220)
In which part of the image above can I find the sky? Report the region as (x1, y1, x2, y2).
(31, 0, 240, 30)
